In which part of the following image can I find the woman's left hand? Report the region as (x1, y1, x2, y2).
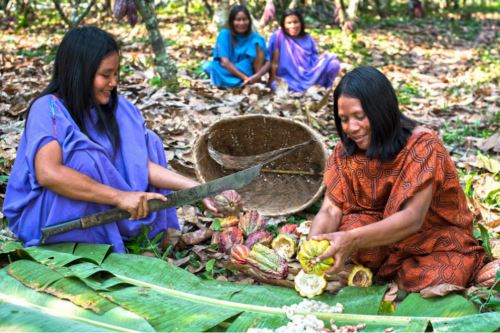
(311, 231, 357, 274)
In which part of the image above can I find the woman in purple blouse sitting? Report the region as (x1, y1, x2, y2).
(268, 9, 341, 92)
(4, 26, 216, 252)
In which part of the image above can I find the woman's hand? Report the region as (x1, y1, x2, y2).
(115, 191, 167, 220)
(202, 197, 220, 216)
(311, 231, 356, 274)
(243, 74, 259, 86)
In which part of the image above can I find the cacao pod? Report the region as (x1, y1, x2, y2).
(113, 0, 127, 20)
(231, 244, 250, 264)
(213, 190, 242, 216)
(126, 0, 138, 26)
(279, 223, 300, 237)
(271, 233, 298, 260)
(244, 229, 273, 249)
(220, 216, 239, 229)
(347, 265, 373, 287)
(298, 240, 334, 275)
(294, 269, 327, 298)
(246, 243, 288, 279)
(475, 259, 500, 288)
(239, 210, 265, 236)
(218, 227, 243, 254)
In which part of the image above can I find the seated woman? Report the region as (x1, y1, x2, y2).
(203, 5, 270, 88)
(3, 27, 216, 253)
(268, 9, 340, 92)
(310, 66, 485, 292)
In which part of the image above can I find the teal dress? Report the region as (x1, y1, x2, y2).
(203, 29, 269, 88)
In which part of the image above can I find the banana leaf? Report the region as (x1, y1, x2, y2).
(1, 243, 489, 332)
(0, 269, 155, 332)
(394, 293, 478, 317)
(431, 312, 500, 332)
(0, 240, 23, 255)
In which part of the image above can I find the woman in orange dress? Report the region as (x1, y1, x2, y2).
(310, 66, 485, 291)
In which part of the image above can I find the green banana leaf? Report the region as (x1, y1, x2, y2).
(0, 240, 23, 254)
(431, 312, 500, 332)
(0, 243, 492, 332)
(0, 269, 155, 332)
(394, 293, 478, 317)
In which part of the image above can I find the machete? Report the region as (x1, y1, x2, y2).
(40, 163, 261, 243)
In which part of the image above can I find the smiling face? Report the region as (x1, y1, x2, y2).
(93, 52, 119, 106)
(283, 15, 301, 37)
(232, 11, 250, 34)
(338, 96, 371, 150)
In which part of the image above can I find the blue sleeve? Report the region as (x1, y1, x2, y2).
(254, 33, 270, 62)
(213, 29, 232, 59)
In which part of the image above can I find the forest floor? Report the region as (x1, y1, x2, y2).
(0, 4, 498, 285)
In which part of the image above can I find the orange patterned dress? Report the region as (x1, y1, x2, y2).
(324, 129, 485, 291)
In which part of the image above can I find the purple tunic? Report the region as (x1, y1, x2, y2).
(3, 95, 179, 252)
(267, 29, 340, 92)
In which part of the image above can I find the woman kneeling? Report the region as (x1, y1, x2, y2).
(310, 66, 485, 292)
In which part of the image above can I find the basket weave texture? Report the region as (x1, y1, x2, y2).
(193, 115, 329, 216)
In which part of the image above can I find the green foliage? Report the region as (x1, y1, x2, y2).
(119, 64, 135, 79)
(442, 119, 492, 145)
(478, 223, 492, 259)
(0, 175, 9, 185)
(148, 75, 163, 88)
(313, 29, 372, 66)
(16, 43, 57, 62)
(397, 81, 423, 106)
(125, 225, 163, 256)
(156, 0, 209, 17)
(199, 258, 231, 280)
(467, 270, 500, 312)
(211, 218, 222, 231)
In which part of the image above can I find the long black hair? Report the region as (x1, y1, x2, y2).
(280, 8, 306, 36)
(26, 26, 120, 149)
(228, 5, 252, 36)
(333, 66, 416, 161)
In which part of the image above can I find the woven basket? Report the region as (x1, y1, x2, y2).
(193, 115, 329, 216)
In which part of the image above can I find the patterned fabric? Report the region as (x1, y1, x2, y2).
(324, 129, 485, 291)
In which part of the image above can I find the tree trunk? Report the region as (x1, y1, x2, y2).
(213, 0, 230, 30)
(202, 0, 213, 17)
(53, 0, 95, 27)
(134, 0, 179, 92)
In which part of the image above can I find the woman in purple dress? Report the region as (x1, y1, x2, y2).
(268, 9, 341, 92)
(3, 27, 217, 253)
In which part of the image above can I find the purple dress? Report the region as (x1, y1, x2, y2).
(3, 95, 179, 253)
(268, 29, 340, 92)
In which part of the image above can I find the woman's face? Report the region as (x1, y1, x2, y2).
(93, 52, 119, 106)
(233, 11, 250, 34)
(338, 96, 371, 150)
(284, 15, 301, 37)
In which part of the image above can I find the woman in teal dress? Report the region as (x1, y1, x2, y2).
(204, 5, 270, 88)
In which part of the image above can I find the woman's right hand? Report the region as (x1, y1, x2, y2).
(115, 191, 167, 220)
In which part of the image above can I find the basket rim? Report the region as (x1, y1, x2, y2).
(193, 114, 329, 216)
